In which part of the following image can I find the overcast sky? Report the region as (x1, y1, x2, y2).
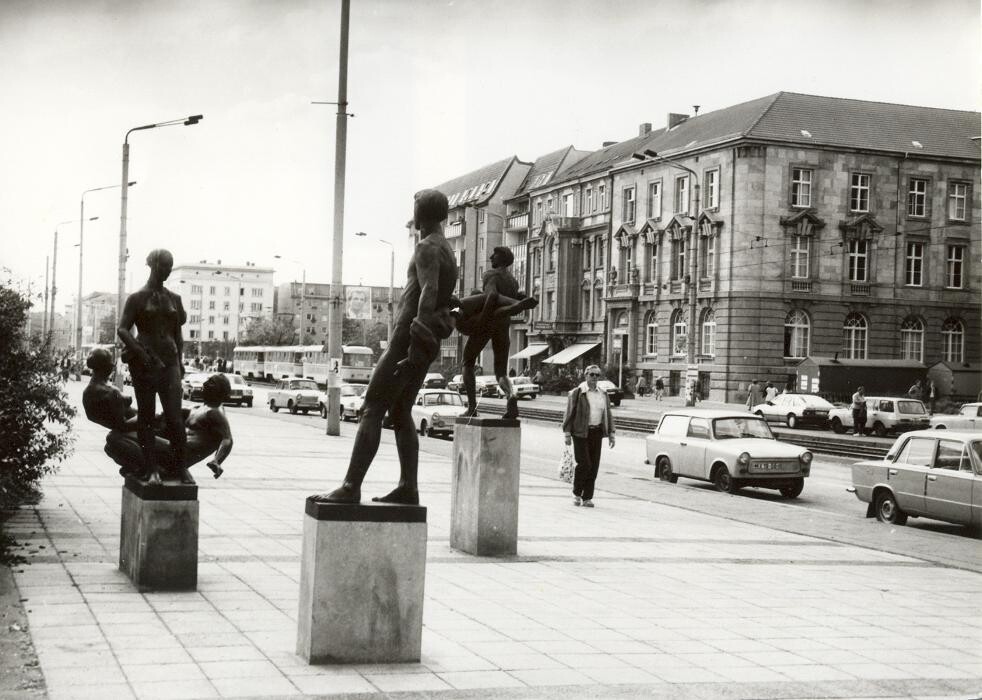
(1, 0, 978, 312)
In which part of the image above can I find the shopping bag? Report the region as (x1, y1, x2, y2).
(558, 446, 575, 483)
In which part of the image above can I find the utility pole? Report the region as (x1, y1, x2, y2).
(50, 229, 58, 339)
(325, 0, 350, 437)
(43, 256, 49, 336)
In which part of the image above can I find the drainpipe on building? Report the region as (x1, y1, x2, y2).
(687, 179, 701, 406)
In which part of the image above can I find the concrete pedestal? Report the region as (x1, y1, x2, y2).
(297, 498, 427, 664)
(119, 478, 198, 591)
(450, 417, 521, 557)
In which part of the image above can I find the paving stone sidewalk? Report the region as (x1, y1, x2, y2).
(4, 383, 981, 699)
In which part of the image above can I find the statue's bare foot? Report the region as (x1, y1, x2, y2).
(495, 295, 539, 318)
(372, 485, 419, 505)
(315, 484, 361, 503)
(461, 406, 479, 418)
(179, 469, 196, 485)
(502, 396, 519, 420)
(146, 470, 162, 486)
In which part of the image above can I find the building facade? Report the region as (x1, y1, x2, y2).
(274, 282, 404, 345)
(165, 261, 275, 350)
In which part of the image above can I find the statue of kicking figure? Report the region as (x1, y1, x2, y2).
(453, 246, 537, 419)
(316, 189, 458, 505)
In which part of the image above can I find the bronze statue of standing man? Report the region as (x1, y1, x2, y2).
(117, 249, 189, 485)
(318, 189, 457, 505)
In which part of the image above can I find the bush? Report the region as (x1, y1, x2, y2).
(0, 284, 75, 509)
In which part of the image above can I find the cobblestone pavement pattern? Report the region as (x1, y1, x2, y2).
(4, 382, 981, 699)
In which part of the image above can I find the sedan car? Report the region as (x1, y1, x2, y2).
(447, 374, 465, 392)
(182, 372, 209, 402)
(474, 375, 500, 397)
(411, 389, 468, 437)
(930, 403, 982, 431)
(848, 430, 981, 530)
(321, 383, 367, 421)
(268, 377, 321, 414)
(752, 393, 833, 429)
(504, 376, 539, 399)
(423, 373, 447, 389)
(597, 379, 623, 407)
(645, 409, 812, 498)
(224, 373, 254, 407)
(829, 397, 929, 436)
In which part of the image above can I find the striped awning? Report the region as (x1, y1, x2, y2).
(541, 342, 600, 365)
(509, 343, 550, 361)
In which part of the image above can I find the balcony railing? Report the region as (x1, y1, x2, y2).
(446, 221, 463, 238)
(850, 282, 871, 296)
(505, 212, 528, 230)
(791, 279, 812, 292)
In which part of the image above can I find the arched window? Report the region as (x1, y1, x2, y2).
(700, 309, 716, 357)
(899, 317, 924, 362)
(942, 318, 964, 363)
(843, 313, 868, 360)
(784, 310, 810, 358)
(644, 312, 658, 358)
(671, 309, 687, 357)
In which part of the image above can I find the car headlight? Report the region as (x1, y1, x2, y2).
(737, 452, 750, 465)
(800, 451, 813, 465)
(244, 388, 252, 395)
(296, 393, 303, 401)
(432, 413, 443, 426)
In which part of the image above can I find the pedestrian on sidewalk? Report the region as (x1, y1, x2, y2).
(851, 386, 867, 436)
(764, 382, 778, 402)
(562, 365, 615, 508)
(654, 376, 664, 401)
(636, 374, 647, 398)
(746, 380, 763, 409)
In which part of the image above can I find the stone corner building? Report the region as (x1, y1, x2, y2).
(422, 92, 980, 399)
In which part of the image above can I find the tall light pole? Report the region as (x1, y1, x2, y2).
(116, 114, 202, 388)
(274, 255, 307, 344)
(51, 217, 98, 344)
(354, 232, 394, 344)
(79, 182, 135, 357)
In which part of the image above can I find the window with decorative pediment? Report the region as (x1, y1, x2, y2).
(838, 214, 882, 285)
(780, 210, 825, 281)
(697, 213, 722, 279)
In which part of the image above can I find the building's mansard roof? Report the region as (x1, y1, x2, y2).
(432, 156, 518, 209)
(510, 145, 591, 198)
(551, 128, 667, 185)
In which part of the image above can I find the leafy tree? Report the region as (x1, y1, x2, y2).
(0, 283, 76, 509)
(241, 315, 297, 346)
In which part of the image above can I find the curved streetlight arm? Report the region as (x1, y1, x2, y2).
(125, 115, 202, 144)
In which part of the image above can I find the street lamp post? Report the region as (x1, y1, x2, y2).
(116, 114, 202, 387)
(274, 256, 307, 344)
(51, 216, 98, 345)
(79, 182, 135, 357)
(354, 232, 394, 343)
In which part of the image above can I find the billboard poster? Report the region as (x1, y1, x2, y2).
(345, 286, 372, 320)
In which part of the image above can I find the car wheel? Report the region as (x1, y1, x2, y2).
(245, 399, 252, 408)
(934, 424, 947, 430)
(786, 413, 798, 429)
(426, 424, 436, 438)
(319, 403, 327, 419)
(872, 422, 887, 437)
(529, 394, 536, 400)
(269, 400, 279, 413)
(355, 409, 363, 422)
(612, 399, 621, 407)
(288, 401, 298, 415)
(780, 478, 804, 499)
(874, 489, 908, 525)
(419, 419, 428, 436)
(713, 465, 740, 494)
(656, 456, 677, 484)
(831, 417, 845, 434)
(301, 409, 309, 415)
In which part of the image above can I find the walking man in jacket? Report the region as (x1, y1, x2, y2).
(562, 365, 615, 508)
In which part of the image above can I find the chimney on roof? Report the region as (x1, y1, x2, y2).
(667, 113, 689, 129)
(638, 122, 652, 137)
(602, 141, 616, 147)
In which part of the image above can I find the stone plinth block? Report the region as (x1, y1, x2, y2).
(297, 498, 427, 664)
(119, 478, 199, 591)
(450, 417, 521, 557)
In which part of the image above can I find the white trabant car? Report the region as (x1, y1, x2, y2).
(411, 389, 468, 438)
(318, 383, 367, 420)
(268, 377, 321, 414)
(489, 376, 540, 399)
(828, 396, 929, 436)
(849, 430, 982, 530)
(930, 403, 982, 431)
(751, 393, 833, 429)
(645, 409, 813, 498)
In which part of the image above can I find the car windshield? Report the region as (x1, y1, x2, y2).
(340, 385, 365, 397)
(227, 375, 245, 385)
(897, 400, 926, 415)
(514, 376, 531, 383)
(291, 380, 319, 391)
(713, 417, 774, 440)
(971, 441, 982, 467)
(423, 393, 463, 407)
(597, 380, 616, 390)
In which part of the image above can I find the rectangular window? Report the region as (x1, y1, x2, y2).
(645, 323, 657, 357)
(674, 176, 689, 214)
(703, 169, 719, 209)
(583, 240, 592, 270)
(848, 240, 868, 282)
(907, 178, 928, 217)
(208, 315, 215, 324)
(224, 286, 230, 296)
(563, 193, 574, 216)
(585, 187, 594, 213)
(478, 209, 485, 224)
(672, 239, 686, 280)
(208, 301, 215, 310)
(252, 287, 263, 297)
(223, 302, 230, 311)
(946, 246, 964, 288)
(648, 244, 658, 282)
(622, 186, 636, 223)
(209, 286, 216, 294)
(702, 236, 716, 277)
(535, 200, 543, 225)
(905, 242, 923, 286)
(598, 239, 605, 268)
(791, 236, 810, 278)
(598, 184, 607, 210)
(251, 303, 262, 312)
(223, 315, 229, 325)
(647, 181, 662, 219)
(948, 182, 969, 221)
(849, 173, 871, 212)
(189, 314, 199, 324)
(791, 168, 812, 208)
(208, 330, 214, 339)
(190, 299, 201, 310)
(223, 331, 229, 340)
(191, 284, 202, 294)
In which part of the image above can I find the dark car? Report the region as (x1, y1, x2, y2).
(423, 373, 447, 389)
(597, 379, 623, 407)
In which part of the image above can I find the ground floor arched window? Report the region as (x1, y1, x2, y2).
(843, 313, 868, 359)
(700, 309, 716, 357)
(784, 310, 810, 358)
(942, 318, 964, 363)
(900, 317, 924, 362)
(671, 309, 687, 357)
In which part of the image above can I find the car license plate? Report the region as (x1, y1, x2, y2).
(814, 410, 828, 416)
(752, 462, 792, 472)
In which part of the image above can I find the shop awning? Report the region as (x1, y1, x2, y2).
(541, 342, 600, 365)
(509, 343, 550, 361)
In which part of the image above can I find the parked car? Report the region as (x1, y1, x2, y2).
(268, 377, 321, 414)
(411, 389, 468, 437)
(474, 375, 500, 397)
(423, 373, 447, 389)
(828, 397, 929, 436)
(930, 403, 982, 431)
(751, 393, 833, 429)
(502, 376, 540, 399)
(448, 374, 465, 392)
(597, 379, 623, 407)
(183, 372, 253, 407)
(848, 430, 981, 529)
(181, 372, 209, 402)
(645, 409, 812, 498)
(322, 383, 367, 421)
(224, 373, 254, 407)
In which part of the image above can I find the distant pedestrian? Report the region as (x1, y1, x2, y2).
(746, 380, 764, 409)
(927, 380, 936, 414)
(508, 367, 516, 378)
(654, 377, 664, 401)
(764, 382, 778, 402)
(533, 369, 544, 385)
(908, 379, 923, 402)
(690, 379, 701, 404)
(636, 374, 647, 398)
(562, 365, 615, 508)
(851, 386, 867, 436)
